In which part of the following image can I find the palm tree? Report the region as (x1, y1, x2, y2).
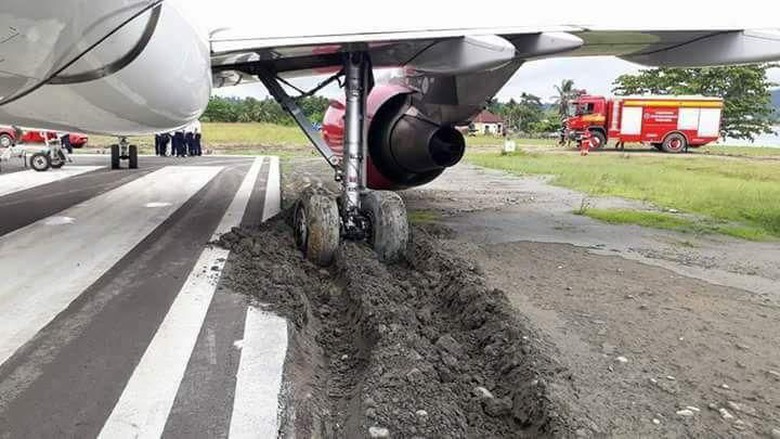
(551, 79, 576, 118)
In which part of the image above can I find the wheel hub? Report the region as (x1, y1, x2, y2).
(294, 203, 308, 250)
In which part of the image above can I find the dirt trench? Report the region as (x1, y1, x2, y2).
(218, 215, 588, 438)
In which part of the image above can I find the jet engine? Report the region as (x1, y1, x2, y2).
(322, 84, 466, 190)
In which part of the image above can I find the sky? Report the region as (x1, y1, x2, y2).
(179, 0, 780, 103)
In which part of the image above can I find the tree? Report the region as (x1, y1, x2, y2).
(612, 64, 778, 141)
(498, 93, 545, 134)
(551, 79, 580, 118)
(201, 96, 330, 125)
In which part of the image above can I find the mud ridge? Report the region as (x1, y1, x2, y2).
(218, 215, 582, 438)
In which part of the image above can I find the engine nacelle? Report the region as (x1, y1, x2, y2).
(323, 84, 465, 190)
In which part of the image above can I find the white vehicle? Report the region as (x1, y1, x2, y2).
(0, 0, 779, 262)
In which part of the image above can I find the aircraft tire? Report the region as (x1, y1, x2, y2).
(129, 145, 138, 169)
(110, 144, 121, 169)
(361, 190, 409, 263)
(294, 189, 340, 266)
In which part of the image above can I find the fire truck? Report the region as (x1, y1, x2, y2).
(563, 95, 724, 153)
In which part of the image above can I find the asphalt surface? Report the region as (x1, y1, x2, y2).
(0, 155, 286, 438)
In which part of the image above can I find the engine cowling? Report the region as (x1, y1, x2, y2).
(322, 84, 466, 190)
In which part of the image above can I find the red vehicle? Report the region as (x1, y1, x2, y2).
(563, 95, 724, 153)
(0, 127, 89, 149)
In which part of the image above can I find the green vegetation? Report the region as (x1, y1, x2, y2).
(698, 144, 780, 158)
(408, 210, 440, 224)
(201, 96, 329, 125)
(469, 150, 780, 240)
(580, 209, 771, 241)
(613, 64, 778, 141)
(86, 122, 561, 154)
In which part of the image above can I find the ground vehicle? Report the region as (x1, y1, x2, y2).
(563, 95, 724, 153)
(0, 127, 89, 149)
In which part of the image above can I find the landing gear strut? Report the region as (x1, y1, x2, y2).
(110, 137, 138, 170)
(260, 52, 409, 265)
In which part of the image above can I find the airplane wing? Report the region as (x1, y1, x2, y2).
(210, 26, 780, 87)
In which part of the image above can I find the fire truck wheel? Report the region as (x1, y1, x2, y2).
(661, 133, 687, 153)
(589, 131, 606, 150)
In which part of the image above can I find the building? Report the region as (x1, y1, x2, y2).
(470, 110, 505, 136)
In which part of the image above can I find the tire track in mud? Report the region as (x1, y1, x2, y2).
(218, 215, 586, 438)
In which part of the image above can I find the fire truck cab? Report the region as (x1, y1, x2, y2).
(564, 95, 724, 153)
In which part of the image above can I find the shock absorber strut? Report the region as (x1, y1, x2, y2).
(341, 52, 371, 239)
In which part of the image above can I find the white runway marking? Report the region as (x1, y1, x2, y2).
(0, 166, 221, 367)
(98, 158, 264, 439)
(229, 307, 288, 439)
(97, 246, 231, 439)
(262, 156, 281, 221)
(0, 166, 103, 197)
(213, 157, 264, 239)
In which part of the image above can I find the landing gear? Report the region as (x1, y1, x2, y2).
(294, 190, 340, 266)
(110, 137, 139, 169)
(361, 191, 409, 262)
(260, 52, 409, 265)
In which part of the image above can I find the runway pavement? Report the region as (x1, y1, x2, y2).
(0, 155, 288, 438)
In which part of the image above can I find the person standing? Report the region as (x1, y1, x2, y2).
(161, 132, 171, 156)
(184, 124, 195, 157)
(59, 132, 73, 154)
(192, 120, 202, 156)
(173, 129, 186, 157)
(154, 133, 162, 156)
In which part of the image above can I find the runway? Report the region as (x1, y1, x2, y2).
(0, 155, 287, 438)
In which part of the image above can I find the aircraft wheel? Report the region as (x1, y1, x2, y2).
(129, 145, 139, 169)
(294, 190, 340, 266)
(30, 152, 51, 172)
(110, 144, 121, 169)
(361, 191, 409, 263)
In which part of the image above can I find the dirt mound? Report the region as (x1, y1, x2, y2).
(218, 217, 583, 438)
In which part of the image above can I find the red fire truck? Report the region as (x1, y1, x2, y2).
(563, 95, 724, 153)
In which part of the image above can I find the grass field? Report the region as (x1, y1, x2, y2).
(469, 150, 780, 240)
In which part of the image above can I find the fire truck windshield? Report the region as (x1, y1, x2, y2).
(574, 102, 595, 116)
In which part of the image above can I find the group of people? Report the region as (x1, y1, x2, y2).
(154, 120, 202, 157)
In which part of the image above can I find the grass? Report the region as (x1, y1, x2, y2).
(698, 144, 780, 158)
(82, 123, 559, 158)
(579, 209, 771, 241)
(465, 136, 557, 149)
(469, 150, 780, 240)
(408, 209, 440, 224)
(84, 123, 314, 158)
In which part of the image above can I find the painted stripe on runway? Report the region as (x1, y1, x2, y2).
(229, 307, 288, 439)
(0, 166, 222, 367)
(0, 166, 103, 197)
(262, 156, 281, 221)
(213, 157, 264, 239)
(98, 158, 264, 439)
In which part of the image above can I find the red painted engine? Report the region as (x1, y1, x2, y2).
(322, 84, 465, 190)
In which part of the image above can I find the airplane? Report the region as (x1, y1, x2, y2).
(1, 0, 779, 266)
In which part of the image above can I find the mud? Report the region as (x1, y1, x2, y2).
(218, 217, 586, 438)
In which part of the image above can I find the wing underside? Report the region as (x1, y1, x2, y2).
(210, 27, 780, 87)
